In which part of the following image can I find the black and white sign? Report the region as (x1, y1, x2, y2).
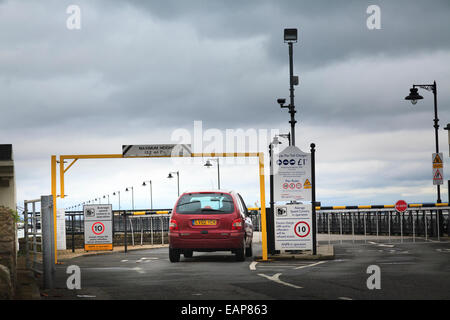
(122, 144, 192, 157)
(273, 146, 312, 202)
(83, 204, 113, 250)
(274, 204, 313, 250)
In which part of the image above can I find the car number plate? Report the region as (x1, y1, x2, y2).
(192, 219, 217, 226)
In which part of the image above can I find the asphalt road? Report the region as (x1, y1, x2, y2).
(45, 240, 450, 300)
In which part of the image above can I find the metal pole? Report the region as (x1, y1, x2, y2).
(71, 214, 75, 253)
(124, 211, 127, 253)
(150, 181, 153, 210)
(41, 195, 54, 289)
(288, 42, 296, 146)
(268, 143, 275, 255)
(177, 172, 180, 197)
(310, 143, 317, 255)
(24, 202, 29, 269)
(150, 215, 154, 245)
(217, 159, 221, 189)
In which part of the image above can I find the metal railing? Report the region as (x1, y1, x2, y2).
(316, 206, 449, 243)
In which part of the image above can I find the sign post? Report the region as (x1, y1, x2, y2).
(271, 144, 317, 255)
(83, 204, 113, 251)
(432, 153, 444, 185)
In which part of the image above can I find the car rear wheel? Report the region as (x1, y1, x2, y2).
(235, 239, 246, 262)
(245, 243, 253, 257)
(169, 248, 180, 262)
(184, 250, 193, 258)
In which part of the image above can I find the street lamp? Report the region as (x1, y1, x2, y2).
(277, 28, 299, 147)
(125, 186, 135, 211)
(142, 180, 153, 210)
(103, 194, 110, 205)
(167, 171, 180, 197)
(204, 158, 221, 189)
(405, 81, 440, 202)
(112, 191, 121, 211)
(405, 80, 443, 235)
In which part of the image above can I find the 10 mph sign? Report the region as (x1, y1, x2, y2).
(84, 204, 113, 251)
(274, 204, 313, 250)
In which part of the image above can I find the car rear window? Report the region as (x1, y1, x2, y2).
(175, 193, 235, 214)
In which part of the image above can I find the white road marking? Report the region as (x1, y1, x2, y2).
(249, 261, 258, 271)
(77, 295, 96, 298)
(294, 260, 327, 270)
(120, 260, 128, 262)
(338, 297, 353, 300)
(258, 273, 302, 289)
(132, 267, 145, 274)
(368, 241, 394, 248)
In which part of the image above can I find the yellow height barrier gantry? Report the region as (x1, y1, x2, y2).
(51, 152, 268, 264)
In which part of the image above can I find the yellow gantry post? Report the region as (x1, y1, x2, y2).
(52, 151, 270, 263)
(51, 155, 58, 264)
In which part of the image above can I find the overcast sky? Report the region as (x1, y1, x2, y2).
(2, 0, 450, 211)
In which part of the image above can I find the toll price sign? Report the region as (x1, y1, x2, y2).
(83, 204, 113, 251)
(274, 204, 313, 251)
(273, 146, 312, 202)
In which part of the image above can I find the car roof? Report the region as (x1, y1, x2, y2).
(180, 190, 236, 195)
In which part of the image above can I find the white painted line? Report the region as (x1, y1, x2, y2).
(120, 260, 128, 262)
(258, 273, 302, 289)
(132, 267, 145, 274)
(338, 297, 353, 300)
(77, 295, 96, 298)
(294, 260, 327, 270)
(249, 261, 258, 271)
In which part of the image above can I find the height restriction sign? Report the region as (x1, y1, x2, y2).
(83, 204, 113, 251)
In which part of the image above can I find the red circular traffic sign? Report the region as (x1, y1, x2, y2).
(92, 222, 105, 235)
(294, 221, 311, 238)
(395, 200, 408, 213)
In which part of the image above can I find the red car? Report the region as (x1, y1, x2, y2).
(168, 190, 254, 262)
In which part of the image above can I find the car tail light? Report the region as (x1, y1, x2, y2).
(169, 219, 178, 230)
(232, 218, 242, 230)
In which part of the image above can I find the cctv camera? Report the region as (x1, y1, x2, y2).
(277, 98, 286, 105)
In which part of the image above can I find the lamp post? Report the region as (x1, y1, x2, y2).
(167, 171, 180, 197)
(204, 158, 221, 189)
(444, 123, 450, 205)
(103, 194, 110, 205)
(112, 191, 121, 211)
(277, 28, 299, 147)
(142, 180, 153, 210)
(268, 135, 283, 254)
(125, 186, 134, 211)
(405, 80, 443, 235)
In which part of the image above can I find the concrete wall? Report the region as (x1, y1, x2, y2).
(0, 145, 17, 299)
(0, 206, 17, 299)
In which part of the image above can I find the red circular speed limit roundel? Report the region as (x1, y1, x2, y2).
(395, 200, 408, 213)
(92, 222, 105, 235)
(294, 221, 310, 238)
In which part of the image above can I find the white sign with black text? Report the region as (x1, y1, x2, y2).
(273, 146, 312, 202)
(274, 204, 313, 251)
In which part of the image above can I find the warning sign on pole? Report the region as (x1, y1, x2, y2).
(432, 153, 444, 185)
(274, 204, 313, 250)
(83, 204, 113, 251)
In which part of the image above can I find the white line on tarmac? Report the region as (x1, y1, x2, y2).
(294, 260, 328, 270)
(338, 297, 353, 300)
(249, 261, 258, 270)
(368, 241, 394, 248)
(258, 273, 303, 289)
